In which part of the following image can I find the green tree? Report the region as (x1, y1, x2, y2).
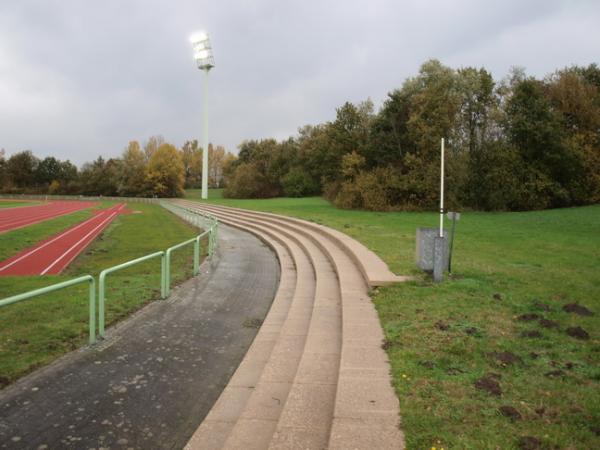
(504, 77, 575, 206)
(6, 151, 38, 189)
(79, 157, 120, 196)
(35, 157, 63, 187)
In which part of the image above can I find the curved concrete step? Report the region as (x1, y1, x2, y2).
(178, 200, 405, 449)
(187, 202, 408, 287)
(183, 204, 342, 449)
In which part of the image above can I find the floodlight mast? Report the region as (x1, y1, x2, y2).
(190, 31, 214, 199)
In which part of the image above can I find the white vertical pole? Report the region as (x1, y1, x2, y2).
(439, 137, 445, 238)
(201, 69, 209, 200)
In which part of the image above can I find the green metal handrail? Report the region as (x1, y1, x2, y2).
(1, 202, 219, 349)
(98, 251, 166, 338)
(0, 275, 97, 345)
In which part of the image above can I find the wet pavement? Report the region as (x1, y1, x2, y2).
(0, 224, 279, 450)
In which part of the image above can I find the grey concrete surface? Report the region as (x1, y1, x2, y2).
(0, 224, 279, 450)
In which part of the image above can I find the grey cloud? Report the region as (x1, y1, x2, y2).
(1, 0, 598, 165)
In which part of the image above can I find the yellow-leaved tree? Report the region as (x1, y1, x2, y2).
(146, 143, 185, 197)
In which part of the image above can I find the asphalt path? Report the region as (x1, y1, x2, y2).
(0, 223, 279, 449)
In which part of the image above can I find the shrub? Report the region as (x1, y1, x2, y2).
(282, 168, 319, 197)
(223, 163, 276, 198)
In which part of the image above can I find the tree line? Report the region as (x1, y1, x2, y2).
(223, 60, 600, 211)
(0, 137, 235, 198)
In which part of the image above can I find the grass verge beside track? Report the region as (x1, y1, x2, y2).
(0, 203, 202, 386)
(0, 200, 42, 209)
(187, 189, 600, 449)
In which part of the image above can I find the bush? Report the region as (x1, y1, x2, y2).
(223, 163, 276, 198)
(281, 168, 319, 197)
(333, 181, 362, 209)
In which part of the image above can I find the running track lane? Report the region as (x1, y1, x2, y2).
(0, 200, 97, 233)
(0, 204, 126, 276)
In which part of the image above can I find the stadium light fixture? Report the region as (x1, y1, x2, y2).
(190, 30, 214, 199)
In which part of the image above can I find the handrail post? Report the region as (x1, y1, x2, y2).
(194, 237, 200, 276)
(98, 251, 165, 338)
(161, 252, 166, 299)
(89, 277, 96, 345)
(165, 248, 172, 297)
(99, 271, 106, 337)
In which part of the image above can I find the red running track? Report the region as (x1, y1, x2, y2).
(0, 204, 126, 276)
(0, 200, 97, 233)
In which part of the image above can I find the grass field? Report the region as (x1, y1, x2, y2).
(186, 189, 600, 449)
(0, 200, 42, 209)
(0, 202, 203, 386)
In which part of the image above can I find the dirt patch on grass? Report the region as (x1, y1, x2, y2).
(566, 326, 590, 340)
(475, 373, 502, 396)
(499, 405, 522, 421)
(518, 436, 541, 449)
(521, 330, 542, 338)
(563, 303, 594, 316)
(545, 370, 566, 378)
(517, 313, 540, 322)
(489, 351, 523, 366)
(539, 319, 559, 329)
(435, 320, 450, 331)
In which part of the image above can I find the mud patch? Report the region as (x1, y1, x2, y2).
(521, 330, 542, 338)
(517, 313, 539, 322)
(563, 303, 594, 316)
(434, 321, 450, 331)
(566, 326, 589, 340)
(499, 405, 522, 421)
(489, 351, 522, 366)
(544, 370, 565, 378)
(518, 436, 541, 450)
(474, 373, 502, 396)
(539, 319, 559, 329)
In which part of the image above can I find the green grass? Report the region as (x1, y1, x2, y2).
(189, 191, 600, 449)
(0, 200, 42, 209)
(0, 203, 203, 386)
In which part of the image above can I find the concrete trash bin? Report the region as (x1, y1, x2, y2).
(416, 227, 449, 272)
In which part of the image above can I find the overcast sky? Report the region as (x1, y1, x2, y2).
(1, 0, 599, 165)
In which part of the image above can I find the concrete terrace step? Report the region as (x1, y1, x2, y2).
(178, 200, 405, 450)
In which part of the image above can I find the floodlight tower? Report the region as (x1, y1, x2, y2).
(190, 31, 215, 200)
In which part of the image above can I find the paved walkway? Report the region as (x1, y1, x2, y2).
(177, 201, 406, 450)
(0, 224, 279, 450)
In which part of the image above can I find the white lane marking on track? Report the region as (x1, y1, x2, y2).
(40, 205, 124, 275)
(0, 203, 94, 233)
(54, 204, 126, 274)
(0, 209, 110, 272)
